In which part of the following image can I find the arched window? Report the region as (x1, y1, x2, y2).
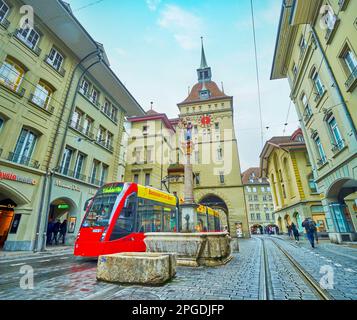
(0, 56, 26, 92)
(31, 80, 55, 110)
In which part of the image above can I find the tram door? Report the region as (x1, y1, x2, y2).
(0, 207, 14, 247)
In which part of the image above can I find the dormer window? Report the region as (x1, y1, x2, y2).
(199, 90, 210, 100)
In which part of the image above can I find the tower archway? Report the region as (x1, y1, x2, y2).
(199, 194, 229, 230)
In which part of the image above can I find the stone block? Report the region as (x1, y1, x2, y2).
(145, 232, 232, 267)
(96, 252, 176, 285)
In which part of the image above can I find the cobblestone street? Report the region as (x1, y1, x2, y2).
(0, 236, 356, 300)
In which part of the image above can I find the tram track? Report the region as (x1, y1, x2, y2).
(258, 237, 333, 300)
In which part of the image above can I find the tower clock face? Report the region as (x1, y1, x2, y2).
(200, 114, 212, 127)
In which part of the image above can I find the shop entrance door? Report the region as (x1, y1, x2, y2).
(0, 208, 14, 247)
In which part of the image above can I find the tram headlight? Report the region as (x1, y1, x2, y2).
(100, 228, 108, 242)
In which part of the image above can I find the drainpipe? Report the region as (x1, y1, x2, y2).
(311, 26, 357, 141)
(34, 49, 103, 252)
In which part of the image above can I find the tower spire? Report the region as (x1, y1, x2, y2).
(200, 36, 208, 69)
(197, 36, 212, 84)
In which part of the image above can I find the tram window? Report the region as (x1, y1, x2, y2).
(110, 193, 136, 240)
(136, 198, 176, 233)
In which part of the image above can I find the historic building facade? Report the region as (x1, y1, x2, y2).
(271, 0, 357, 242)
(0, 0, 144, 251)
(241, 168, 275, 234)
(260, 129, 326, 234)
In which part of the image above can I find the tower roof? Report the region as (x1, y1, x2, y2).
(178, 81, 230, 105)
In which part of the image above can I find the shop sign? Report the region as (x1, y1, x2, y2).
(55, 180, 80, 192)
(0, 170, 36, 185)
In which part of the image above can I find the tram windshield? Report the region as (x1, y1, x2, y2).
(82, 183, 124, 228)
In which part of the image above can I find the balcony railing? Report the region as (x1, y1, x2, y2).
(0, 76, 26, 97)
(303, 110, 313, 123)
(44, 55, 66, 77)
(14, 30, 42, 56)
(317, 158, 328, 167)
(69, 120, 94, 140)
(314, 89, 325, 103)
(96, 139, 114, 152)
(101, 106, 118, 123)
(0, 17, 10, 29)
(57, 167, 87, 182)
(332, 140, 345, 154)
(29, 94, 55, 113)
(88, 176, 102, 186)
(78, 88, 102, 108)
(345, 66, 357, 92)
(7, 152, 40, 169)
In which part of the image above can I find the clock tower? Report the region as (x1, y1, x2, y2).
(172, 39, 249, 237)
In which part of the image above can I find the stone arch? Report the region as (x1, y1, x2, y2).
(325, 178, 357, 236)
(49, 197, 78, 222)
(0, 182, 31, 206)
(197, 191, 231, 229)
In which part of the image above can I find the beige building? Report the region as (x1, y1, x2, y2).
(124, 108, 177, 191)
(0, 0, 143, 251)
(241, 168, 275, 234)
(260, 129, 326, 234)
(271, 0, 357, 243)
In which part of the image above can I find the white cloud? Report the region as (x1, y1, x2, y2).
(146, 0, 161, 11)
(157, 4, 203, 50)
(114, 47, 127, 57)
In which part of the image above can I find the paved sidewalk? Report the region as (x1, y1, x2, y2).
(0, 246, 73, 261)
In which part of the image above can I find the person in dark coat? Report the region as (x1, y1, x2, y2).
(291, 222, 300, 243)
(46, 219, 55, 245)
(302, 218, 317, 248)
(59, 220, 68, 245)
(52, 219, 61, 245)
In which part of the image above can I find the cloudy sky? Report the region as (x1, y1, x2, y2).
(68, 0, 299, 171)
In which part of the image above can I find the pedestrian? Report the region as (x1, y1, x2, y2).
(46, 219, 55, 245)
(314, 221, 320, 245)
(58, 220, 68, 245)
(52, 219, 61, 245)
(287, 224, 293, 239)
(291, 222, 300, 244)
(302, 218, 317, 248)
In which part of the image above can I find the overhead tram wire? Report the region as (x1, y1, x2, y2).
(250, 0, 264, 148)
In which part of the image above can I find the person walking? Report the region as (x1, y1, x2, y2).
(291, 222, 300, 244)
(52, 219, 61, 245)
(287, 224, 293, 239)
(46, 219, 55, 245)
(59, 220, 68, 245)
(302, 218, 317, 248)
